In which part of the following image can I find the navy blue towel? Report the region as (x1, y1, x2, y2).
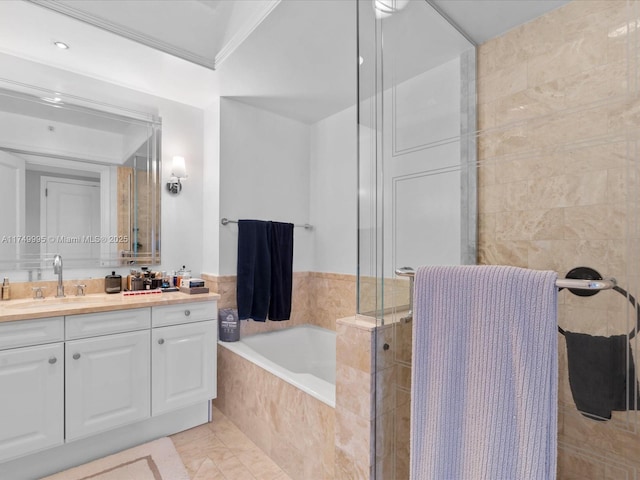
(268, 221, 294, 321)
(236, 220, 271, 322)
(565, 332, 640, 421)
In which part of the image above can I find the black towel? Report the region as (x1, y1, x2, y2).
(565, 332, 640, 421)
(236, 220, 271, 322)
(268, 221, 294, 321)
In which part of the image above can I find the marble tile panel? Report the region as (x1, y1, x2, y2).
(557, 445, 606, 479)
(562, 408, 640, 465)
(527, 239, 612, 273)
(608, 97, 640, 132)
(478, 240, 529, 268)
(495, 208, 563, 242)
(477, 160, 496, 187)
(477, 61, 528, 105)
(477, 183, 502, 214)
(527, 33, 608, 88)
(375, 410, 394, 464)
(495, 154, 564, 185)
(374, 324, 396, 371)
(477, 130, 503, 163)
(374, 365, 395, 418)
(476, 42, 496, 80)
(395, 364, 411, 393)
(564, 204, 625, 240)
(478, 213, 496, 247)
(527, 171, 608, 210)
(335, 408, 373, 480)
(477, 100, 496, 130)
(374, 453, 394, 480)
(394, 320, 412, 366)
(564, 140, 628, 176)
(337, 362, 373, 419)
(337, 321, 373, 374)
(394, 390, 411, 480)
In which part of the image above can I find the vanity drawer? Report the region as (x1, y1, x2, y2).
(0, 317, 64, 350)
(66, 308, 151, 340)
(152, 301, 216, 327)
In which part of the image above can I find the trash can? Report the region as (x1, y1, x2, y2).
(218, 308, 240, 342)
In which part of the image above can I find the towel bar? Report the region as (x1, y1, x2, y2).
(394, 267, 617, 292)
(221, 217, 313, 230)
(397, 266, 638, 339)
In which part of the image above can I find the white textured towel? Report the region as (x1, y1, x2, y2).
(410, 265, 558, 480)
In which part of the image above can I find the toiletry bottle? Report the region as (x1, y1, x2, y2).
(105, 271, 122, 294)
(1, 277, 10, 300)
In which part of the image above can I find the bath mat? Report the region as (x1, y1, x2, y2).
(40, 437, 189, 480)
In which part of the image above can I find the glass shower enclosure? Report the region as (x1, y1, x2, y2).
(357, 0, 476, 477)
(359, 1, 640, 478)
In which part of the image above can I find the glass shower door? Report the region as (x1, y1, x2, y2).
(357, 1, 476, 478)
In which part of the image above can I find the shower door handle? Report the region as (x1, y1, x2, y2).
(395, 267, 415, 323)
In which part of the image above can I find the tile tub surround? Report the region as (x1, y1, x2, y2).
(215, 344, 335, 480)
(201, 272, 358, 333)
(477, 0, 640, 478)
(200, 271, 410, 335)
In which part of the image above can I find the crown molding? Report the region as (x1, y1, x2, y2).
(27, 0, 220, 70)
(214, 0, 280, 68)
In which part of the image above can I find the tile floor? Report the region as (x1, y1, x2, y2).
(171, 406, 293, 480)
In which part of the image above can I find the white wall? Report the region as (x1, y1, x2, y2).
(309, 105, 357, 275)
(218, 98, 312, 275)
(157, 98, 205, 278)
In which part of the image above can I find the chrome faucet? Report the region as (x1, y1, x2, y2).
(53, 254, 65, 298)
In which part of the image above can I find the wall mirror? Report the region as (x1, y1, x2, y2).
(0, 81, 161, 272)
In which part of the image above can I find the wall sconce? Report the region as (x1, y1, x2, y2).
(166, 156, 187, 194)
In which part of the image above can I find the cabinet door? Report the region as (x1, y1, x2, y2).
(0, 343, 63, 462)
(152, 320, 216, 415)
(66, 330, 150, 441)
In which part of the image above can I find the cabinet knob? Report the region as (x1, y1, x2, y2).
(48, 357, 57, 364)
(184, 310, 191, 317)
(158, 338, 165, 345)
(73, 353, 81, 360)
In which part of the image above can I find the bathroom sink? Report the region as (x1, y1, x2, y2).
(4, 296, 101, 309)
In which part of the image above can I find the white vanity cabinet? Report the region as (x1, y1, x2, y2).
(65, 330, 151, 440)
(64, 308, 151, 440)
(0, 317, 64, 463)
(151, 303, 217, 415)
(0, 297, 218, 476)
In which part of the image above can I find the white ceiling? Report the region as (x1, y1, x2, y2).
(0, 0, 571, 124)
(432, 0, 571, 44)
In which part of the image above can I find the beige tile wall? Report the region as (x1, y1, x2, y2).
(477, 0, 640, 477)
(202, 271, 358, 334)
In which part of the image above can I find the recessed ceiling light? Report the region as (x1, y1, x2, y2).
(53, 41, 69, 50)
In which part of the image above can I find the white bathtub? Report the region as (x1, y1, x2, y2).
(219, 324, 336, 407)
